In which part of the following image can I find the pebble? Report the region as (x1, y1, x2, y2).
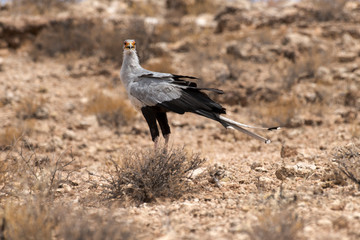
(330, 199, 346, 211)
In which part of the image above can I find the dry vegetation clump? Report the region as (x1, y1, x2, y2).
(332, 144, 360, 189)
(142, 56, 175, 74)
(281, 47, 332, 90)
(10, 0, 76, 15)
(16, 96, 48, 120)
(0, 144, 75, 199)
(0, 201, 137, 240)
(0, 200, 56, 240)
(85, 89, 135, 128)
(55, 208, 137, 240)
(0, 126, 22, 150)
(30, 17, 152, 64)
(165, 0, 218, 17)
(0, 144, 137, 240)
(102, 147, 205, 203)
(247, 207, 304, 240)
(310, 0, 350, 21)
(254, 95, 299, 128)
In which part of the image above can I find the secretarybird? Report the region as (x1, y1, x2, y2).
(120, 39, 279, 147)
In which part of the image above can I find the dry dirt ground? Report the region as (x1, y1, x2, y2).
(0, 0, 360, 239)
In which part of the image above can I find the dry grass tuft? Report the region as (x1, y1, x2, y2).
(30, 18, 151, 65)
(102, 147, 205, 203)
(143, 56, 175, 74)
(85, 89, 135, 128)
(16, 96, 48, 120)
(1, 200, 55, 240)
(311, 0, 350, 21)
(0, 126, 22, 150)
(56, 208, 137, 240)
(332, 144, 360, 190)
(0, 201, 137, 240)
(282, 48, 332, 90)
(255, 95, 299, 128)
(166, 0, 218, 16)
(10, 0, 76, 15)
(247, 208, 304, 240)
(1, 143, 75, 200)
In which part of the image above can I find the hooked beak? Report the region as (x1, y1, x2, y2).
(124, 42, 135, 50)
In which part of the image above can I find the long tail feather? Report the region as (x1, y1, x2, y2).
(219, 116, 280, 131)
(219, 116, 278, 144)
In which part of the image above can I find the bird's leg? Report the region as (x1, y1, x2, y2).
(141, 107, 160, 149)
(154, 136, 160, 149)
(164, 134, 170, 148)
(156, 112, 171, 151)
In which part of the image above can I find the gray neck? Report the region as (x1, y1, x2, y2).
(122, 50, 141, 70)
(120, 50, 142, 88)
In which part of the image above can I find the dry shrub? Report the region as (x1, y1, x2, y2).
(126, 0, 158, 17)
(1, 144, 75, 200)
(102, 147, 205, 203)
(10, 0, 76, 15)
(30, 18, 152, 65)
(332, 144, 360, 190)
(143, 56, 175, 74)
(1, 200, 55, 240)
(85, 89, 135, 128)
(56, 209, 136, 240)
(16, 96, 48, 120)
(255, 95, 299, 128)
(166, 0, 218, 16)
(281, 47, 331, 90)
(311, 0, 349, 21)
(247, 208, 304, 240)
(0, 201, 136, 240)
(0, 127, 22, 150)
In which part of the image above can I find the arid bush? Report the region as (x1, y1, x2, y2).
(30, 18, 152, 65)
(332, 144, 360, 190)
(1, 200, 55, 240)
(254, 95, 299, 128)
(142, 56, 175, 74)
(0, 201, 137, 240)
(0, 126, 22, 150)
(311, 0, 350, 21)
(16, 96, 48, 120)
(56, 208, 136, 240)
(85, 89, 135, 128)
(11, 0, 76, 15)
(102, 147, 205, 203)
(247, 208, 304, 240)
(0, 143, 75, 199)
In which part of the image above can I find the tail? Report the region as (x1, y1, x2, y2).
(219, 115, 280, 144)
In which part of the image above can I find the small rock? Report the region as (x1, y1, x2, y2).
(317, 218, 332, 229)
(76, 115, 98, 130)
(330, 199, 346, 211)
(64, 102, 76, 113)
(275, 166, 295, 180)
(34, 106, 49, 119)
(333, 216, 348, 230)
(282, 33, 312, 50)
(337, 52, 357, 63)
(254, 167, 268, 173)
(62, 129, 77, 140)
(281, 145, 297, 158)
(189, 167, 207, 179)
(316, 66, 330, 78)
(250, 162, 262, 170)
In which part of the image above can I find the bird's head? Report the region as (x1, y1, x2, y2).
(123, 39, 136, 51)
